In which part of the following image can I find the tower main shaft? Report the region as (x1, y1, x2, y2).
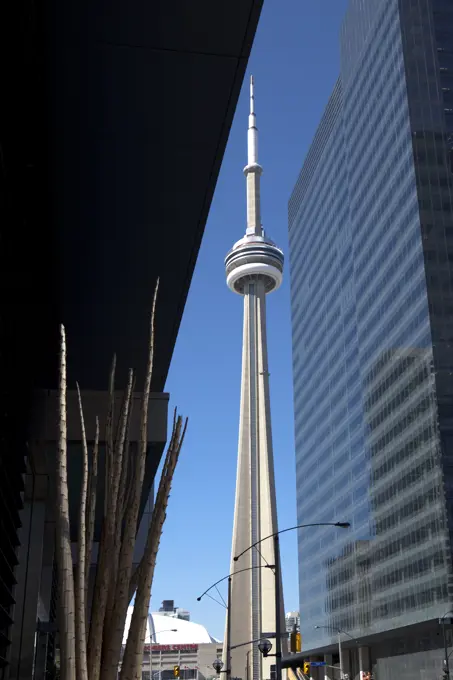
(224, 77, 285, 680)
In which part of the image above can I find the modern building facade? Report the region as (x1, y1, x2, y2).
(288, 0, 453, 678)
(223, 77, 286, 680)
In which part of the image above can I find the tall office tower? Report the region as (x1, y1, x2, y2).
(285, 611, 301, 634)
(224, 77, 285, 680)
(288, 1, 453, 678)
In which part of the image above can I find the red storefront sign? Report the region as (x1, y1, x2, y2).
(143, 644, 199, 653)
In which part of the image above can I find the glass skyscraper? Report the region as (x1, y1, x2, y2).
(289, 0, 453, 677)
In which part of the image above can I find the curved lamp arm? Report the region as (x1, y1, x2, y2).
(233, 522, 350, 562)
(197, 565, 275, 602)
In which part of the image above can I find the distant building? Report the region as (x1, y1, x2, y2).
(122, 609, 221, 680)
(285, 612, 300, 633)
(159, 600, 191, 622)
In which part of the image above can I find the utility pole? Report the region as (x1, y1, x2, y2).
(338, 630, 343, 680)
(273, 534, 283, 680)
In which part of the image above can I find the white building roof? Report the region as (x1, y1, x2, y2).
(123, 609, 218, 645)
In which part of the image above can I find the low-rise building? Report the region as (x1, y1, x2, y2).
(122, 608, 223, 680)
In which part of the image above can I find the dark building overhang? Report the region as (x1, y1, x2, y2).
(1, 0, 262, 561)
(0, 1, 263, 669)
(2, 0, 264, 401)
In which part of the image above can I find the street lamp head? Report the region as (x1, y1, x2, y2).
(150, 627, 178, 641)
(213, 659, 224, 675)
(335, 522, 351, 529)
(258, 639, 272, 658)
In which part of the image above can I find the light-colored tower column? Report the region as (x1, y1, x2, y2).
(223, 76, 285, 680)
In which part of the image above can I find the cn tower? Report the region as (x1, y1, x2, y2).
(223, 76, 285, 680)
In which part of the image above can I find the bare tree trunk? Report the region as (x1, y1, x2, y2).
(120, 414, 187, 680)
(127, 408, 174, 605)
(88, 366, 133, 680)
(75, 383, 89, 680)
(85, 416, 99, 622)
(100, 279, 159, 680)
(87, 356, 116, 680)
(117, 376, 135, 527)
(105, 370, 135, 628)
(104, 355, 116, 517)
(56, 324, 76, 680)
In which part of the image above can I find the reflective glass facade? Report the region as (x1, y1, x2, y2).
(289, 0, 453, 652)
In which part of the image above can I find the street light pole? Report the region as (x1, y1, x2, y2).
(440, 611, 453, 678)
(444, 618, 449, 680)
(246, 650, 251, 680)
(338, 630, 343, 680)
(227, 576, 232, 679)
(314, 625, 356, 680)
(233, 522, 350, 680)
(148, 628, 177, 680)
(274, 534, 282, 680)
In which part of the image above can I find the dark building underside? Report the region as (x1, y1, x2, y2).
(0, 0, 263, 676)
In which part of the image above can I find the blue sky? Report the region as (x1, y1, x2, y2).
(152, 0, 348, 639)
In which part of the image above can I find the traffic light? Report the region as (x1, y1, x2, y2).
(290, 631, 301, 653)
(174, 666, 180, 678)
(303, 662, 310, 676)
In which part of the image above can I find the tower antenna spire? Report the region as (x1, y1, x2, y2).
(247, 75, 258, 166)
(245, 75, 263, 235)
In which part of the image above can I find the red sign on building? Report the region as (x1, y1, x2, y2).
(143, 644, 199, 653)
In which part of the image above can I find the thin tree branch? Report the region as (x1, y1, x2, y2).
(118, 375, 136, 525)
(85, 416, 99, 621)
(75, 383, 89, 680)
(128, 408, 178, 595)
(106, 370, 135, 630)
(104, 354, 116, 517)
(56, 325, 76, 680)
